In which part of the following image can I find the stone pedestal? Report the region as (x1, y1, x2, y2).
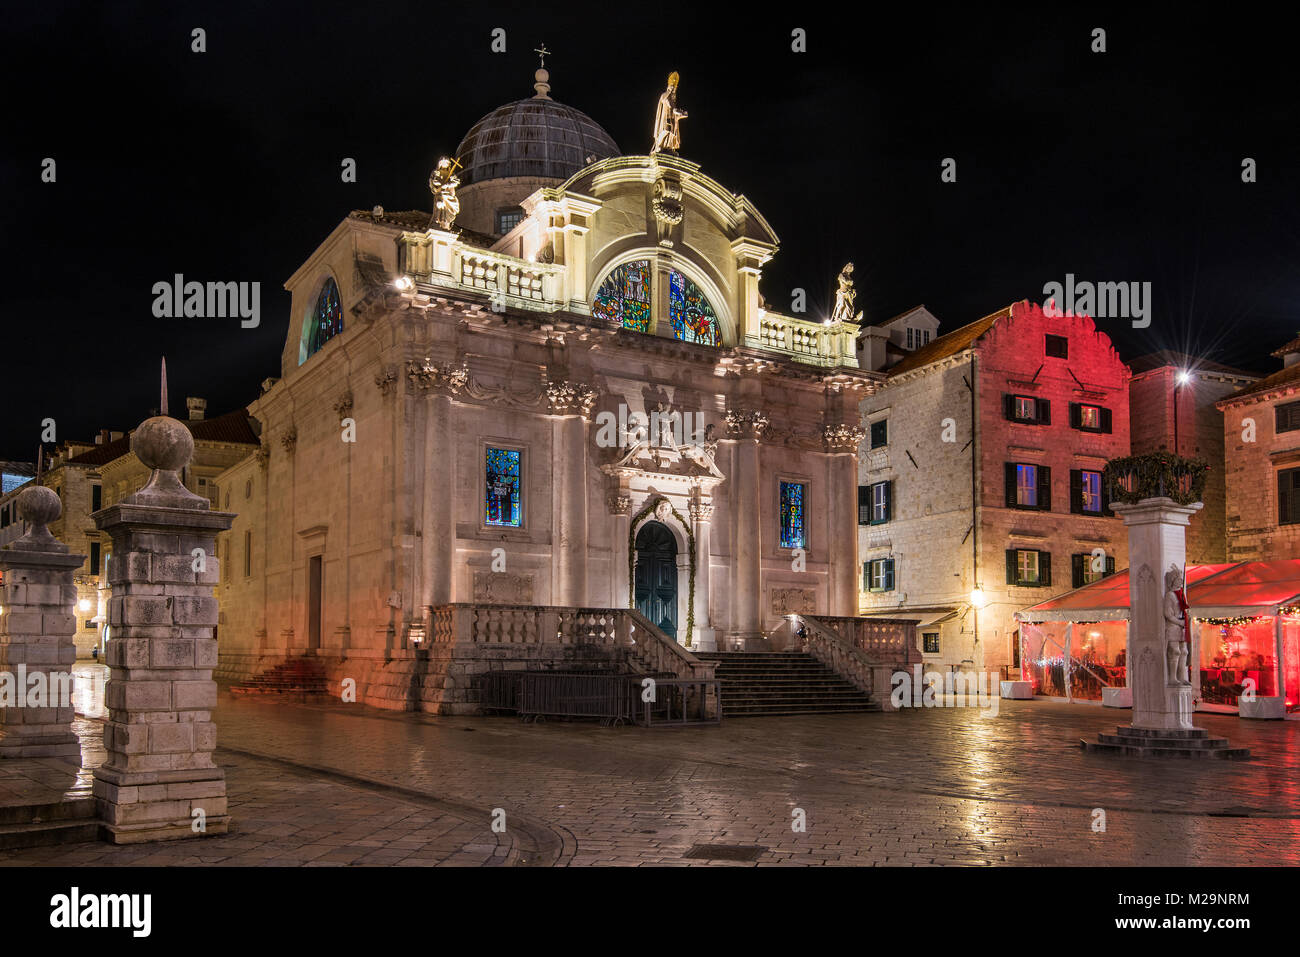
(0, 487, 84, 759)
(1083, 496, 1248, 759)
(92, 415, 235, 843)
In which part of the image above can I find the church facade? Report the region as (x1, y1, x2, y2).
(214, 67, 877, 703)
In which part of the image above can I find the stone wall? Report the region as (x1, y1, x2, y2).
(1220, 383, 1300, 561)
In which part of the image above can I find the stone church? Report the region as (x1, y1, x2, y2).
(215, 65, 881, 707)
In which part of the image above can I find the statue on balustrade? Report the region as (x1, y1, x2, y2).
(830, 262, 863, 324)
(429, 157, 461, 230)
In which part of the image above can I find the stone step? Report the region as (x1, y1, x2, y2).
(0, 794, 96, 827)
(1081, 740, 1251, 760)
(1097, 732, 1233, 750)
(0, 818, 101, 850)
(701, 650, 877, 716)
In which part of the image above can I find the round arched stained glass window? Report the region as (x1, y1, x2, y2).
(592, 260, 652, 331)
(304, 278, 343, 359)
(668, 268, 719, 346)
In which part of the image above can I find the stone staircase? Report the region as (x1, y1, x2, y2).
(228, 657, 330, 700)
(0, 794, 98, 850)
(1082, 725, 1251, 759)
(693, 651, 879, 716)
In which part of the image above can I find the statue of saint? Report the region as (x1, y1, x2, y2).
(651, 72, 687, 155)
(831, 262, 863, 323)
(429, 157, 461, 230)
(1163, 564, 1191, 686)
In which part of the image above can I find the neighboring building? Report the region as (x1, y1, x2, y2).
(857, 300, 1130, 675)
(0, 400, 258, 657)
(213, 64, 875, 702)
(1127, 351, 1258, 563)
(856, 305, 940, 372)
(1218, 335, 1300, 561)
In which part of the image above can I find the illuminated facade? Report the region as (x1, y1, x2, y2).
(215, 67, 873, 705)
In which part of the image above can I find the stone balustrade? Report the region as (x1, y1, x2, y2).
(809, 614, 919, 666)
(755, 312, 861, 368)
(452, 248, 562, 310)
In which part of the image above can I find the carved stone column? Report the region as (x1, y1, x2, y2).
(607, 489, 632, 609)
(689, 489, 716, 651)
(549, 381, 597, 606)
(0, 486, 83, 759)
(726, 409, 767, 647)
(410, 359, 467, 620)
(824, 423, 865, 617)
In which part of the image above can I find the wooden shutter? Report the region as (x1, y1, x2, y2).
(1105, 556, 1116, 575)
(884, 480, 893, 521)
(858, 486, 870, 525)
(1281, 471, 1292, 525)
(1003, 394, 1016, 420)
(1005, 463, 1017, 507)
(1069, 470, 1082, 514)
(1006, 549, 1018, 585)
(883, 559, 895, 590)
(1038, 551, 1052, 586)
(1069, 403, 1081, 429)
(1036, 398, 1051, 424)
(1071, 553, 1085, 587)
(1039, 466, 1052, 510)
(1100, 407, 1113, 433)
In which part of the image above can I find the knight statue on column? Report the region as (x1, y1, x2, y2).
(1163, 564, 1191, 686)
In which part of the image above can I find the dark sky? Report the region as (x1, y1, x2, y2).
(4, 1, 1298, 460)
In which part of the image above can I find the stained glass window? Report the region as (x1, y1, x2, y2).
(592, 260, 652, 331)
(485, 447, 522, 527)
(780, 481, 806, 549)
(668, 268, 719, 346)
(304, 277, 343, 359)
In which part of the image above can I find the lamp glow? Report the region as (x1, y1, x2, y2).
(969, 587, 987, 609)
(393, 276, 414, 291)
(1176, 370, 1192, 385)
(78, 599, 92, 612)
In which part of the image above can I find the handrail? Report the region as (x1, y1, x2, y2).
(789, 616, 878, 697)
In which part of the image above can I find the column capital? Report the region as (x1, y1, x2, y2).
(547, 379, 598, 418)
(822, 422, 865, 453)
(725, 408, 768, 439)
(408, 357, 469, 396)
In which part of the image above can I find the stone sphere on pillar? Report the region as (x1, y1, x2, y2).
(131, 416, 195, 472)
(16, 485, 61, 525)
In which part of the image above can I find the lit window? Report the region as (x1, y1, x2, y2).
(780, 481, 806, 548)
(1079, 470, 1102, 514)
(486, 448, 522, 527)
(1017, 465, 1038, 508)
(1080, 405, 1100, 429)
(667, 269, 719, 346)
(923, 632, 940, 654)
(303, 277, 343, 361)
(870, 481, 891, 524)
(1015, 397, 1036, 420)
(869, 558, 895, 592)
(593, 260, 652, 332)
(1018, 550, 1039, 584)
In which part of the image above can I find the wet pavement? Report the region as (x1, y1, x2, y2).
(4, 678, 1300, 865)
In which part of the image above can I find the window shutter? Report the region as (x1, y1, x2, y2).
(1101, 407, 1113, 433)
(1005, 463, 1017, 508)
(884, 480, 893, 521)
(858, 486, 870, 525)
(884, 559, 895, 590)
(1006, 549, 1018, 585)
(1003, 394, 1015, 420)
(1039, 466, 1052, 510)
(862, 562, 870, 591)
(1036, 398, 1051, 424)
(1069, 403, 1081, 429)
(1071, 554, 1085, 588)
(1105, 556, 1116, 575)
(1281, 471, 1291, 525)
(1069, 470, 1082, 514)
(1038, 551, 1052, 586)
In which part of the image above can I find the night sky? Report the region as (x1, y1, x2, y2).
(4, 1, 1297, 461)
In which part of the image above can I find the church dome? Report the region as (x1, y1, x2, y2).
(455, 69, 620, 187)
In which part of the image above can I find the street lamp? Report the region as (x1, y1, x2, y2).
(1173, 369, 1192, 455)
(969, 586, 988, 609)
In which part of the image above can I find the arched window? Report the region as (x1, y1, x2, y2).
(302, 277, 343, 361)
(593, 260, 651, 331)
(668, 268, 719, 346)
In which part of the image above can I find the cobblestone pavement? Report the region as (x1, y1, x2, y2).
(5, 689, 1300, 866)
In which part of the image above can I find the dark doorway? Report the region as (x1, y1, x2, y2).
(634, 521, 678, 639)
(308, 555, 323, 652)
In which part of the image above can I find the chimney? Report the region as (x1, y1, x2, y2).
(96, 429, 109, 446)
(187, 396, 207, 421)
(110, 431, 124, 442)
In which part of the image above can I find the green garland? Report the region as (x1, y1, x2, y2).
(1103, 452, 1209, 507)
(628, 496, 697, 647)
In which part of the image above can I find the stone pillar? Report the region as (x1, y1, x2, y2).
(726, 410, 767, 647)
(1111, 497, 1202, 731)
(410, 359, 467, 618)
(824, 424, 865, 617)
(549, 381, 596, 606)
(608, 490, 632, 609)
(0, 486, 83, 759)
(690, 490, 716, 651)
(93, 414, 235, 843)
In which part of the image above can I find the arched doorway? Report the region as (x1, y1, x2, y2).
(634, 521, 678, 639)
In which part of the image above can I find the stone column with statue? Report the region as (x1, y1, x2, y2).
(1083, 453, 1248, 758)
